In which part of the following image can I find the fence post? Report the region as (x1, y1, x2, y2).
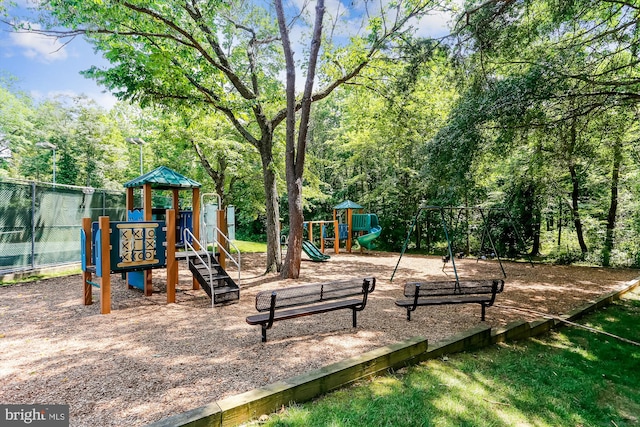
(31, 181, 36, 270)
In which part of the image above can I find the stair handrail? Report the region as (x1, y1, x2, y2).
(213, 226, 241, 283)
(183, 228, 215, 307)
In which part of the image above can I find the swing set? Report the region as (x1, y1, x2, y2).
(390, 205, 523, 321)
(391, 205, 532, 282)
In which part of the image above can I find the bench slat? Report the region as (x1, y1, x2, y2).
(246, 299, 363, 325)
(255, 277, 374, 311)
(403, 279, 502, 297)
(395, 296, 491, 307)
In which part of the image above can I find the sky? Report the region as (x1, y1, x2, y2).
(1, 1, 119, 109)
(1, 1, 456, 111)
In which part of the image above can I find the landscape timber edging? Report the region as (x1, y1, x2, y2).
(146, 335, 428, 427)
(145, 276, 640, 427)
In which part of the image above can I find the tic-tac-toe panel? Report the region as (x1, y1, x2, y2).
(107, 221, 167, 272)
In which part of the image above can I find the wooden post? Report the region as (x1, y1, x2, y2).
(192, 187, 201, 290)
(82, 217, 93, 306)
(308, 221, 314, 244)
(192, 187, 201, 249)
(172, 189, 180, 245)
(126, 187, 135, 211)
(172, 189, 180, 211)
(166, 209, 177, 304)
(320, 222, 325, 253)
(347, 208, 353, 252)
(217, 208, 227, 269)
(334, 219, 339, 254)
(99, 216, 111, 314)
(143, 184, 152, 220)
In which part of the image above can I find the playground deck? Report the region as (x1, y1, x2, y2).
(0, 253, 638, 427)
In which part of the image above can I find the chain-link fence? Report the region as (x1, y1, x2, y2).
(0, 178, 126, 274)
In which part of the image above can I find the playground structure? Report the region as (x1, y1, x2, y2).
(81, 166, 240, 314)
(332, 200, 381, 252)
(301, 200, 382, 260)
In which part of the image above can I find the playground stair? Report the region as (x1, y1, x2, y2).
(188, 255, 240, 304)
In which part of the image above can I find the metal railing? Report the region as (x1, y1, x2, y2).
(183, 228, 216, 308)
(212, 225, 241, 283)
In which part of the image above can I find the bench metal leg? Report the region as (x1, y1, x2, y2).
(406, 309, 412, 321)
(352, 309, 357, 327)
(480, 304, 486, 321)
(261, 324, 268, 342)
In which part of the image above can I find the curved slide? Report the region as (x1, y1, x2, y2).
(357, 226, 382, 250)
(302, 240, 331, 262)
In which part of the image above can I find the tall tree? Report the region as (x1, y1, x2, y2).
(276, 0, 324, 278)
(25, 0, 447, 276)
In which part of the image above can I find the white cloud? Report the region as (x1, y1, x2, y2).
(30, 89, 119, 110)
(89, 91, 119, 110)
(15, 0, 43, 6)
(412, 9, 455, 39)
(9, 22, 68, 63)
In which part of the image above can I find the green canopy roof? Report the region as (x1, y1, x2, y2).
(123, 166, 202, 190)
(334, 200, 363, 210)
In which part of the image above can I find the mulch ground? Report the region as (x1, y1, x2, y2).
(0, 251, 638, 426)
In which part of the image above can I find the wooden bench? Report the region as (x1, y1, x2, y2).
(395, 279, 504, 321)
(246, 277, 376, 342)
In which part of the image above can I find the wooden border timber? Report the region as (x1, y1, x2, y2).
(145, 276, 640, 427)
(146, 336, 428, 427)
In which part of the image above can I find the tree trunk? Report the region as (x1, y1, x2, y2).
(557, 197, 562, 246)
(603, 138, 622, 267)
(529, 207, 541, 256)
(566, 113, 587, 254)
(569, 163, 588, 253)
(282, 177, 304, 278)
(277, 0, 324, 279)
(259, 141, 282, 273)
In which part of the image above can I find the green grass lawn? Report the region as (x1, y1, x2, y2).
(228, 240, 267, 253)
(0, 267, 82, 286)
(263, 290, 640, 427)
(206, 239, 267, 254)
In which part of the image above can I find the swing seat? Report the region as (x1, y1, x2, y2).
(395, 279, 504, 321)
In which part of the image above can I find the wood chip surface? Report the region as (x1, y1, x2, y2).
(0, 252, 637, 426)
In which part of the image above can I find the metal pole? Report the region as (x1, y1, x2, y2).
(440, 207, 460, 287)
(478, 208, 507, 279)
(139, 145, 143, 175)
(36, 141, 57, 185)
(31, 181, 36, 270)
(390, 207, 423, 282)
(52, 149, 56, 185)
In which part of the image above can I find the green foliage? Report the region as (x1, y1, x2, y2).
(5, 0, 640, 268)
(548, 248, 586, 265)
